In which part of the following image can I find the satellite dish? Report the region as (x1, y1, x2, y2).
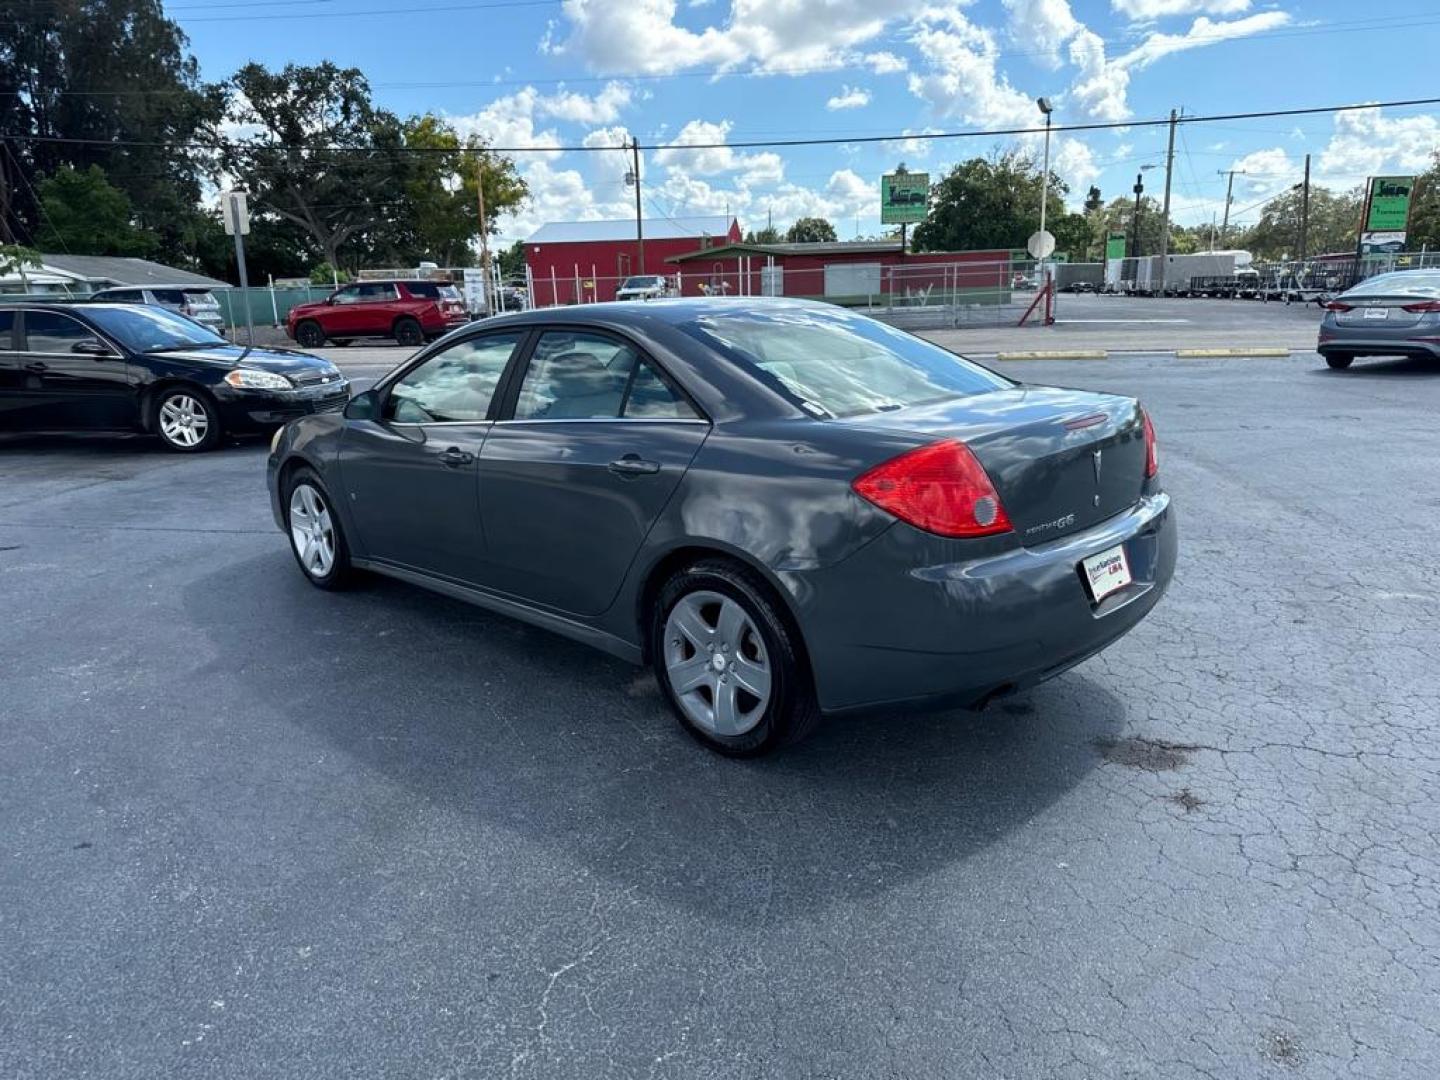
(1027, 230, 1056, 259)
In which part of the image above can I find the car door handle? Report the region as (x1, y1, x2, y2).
(608, 454, 661, 477)
(23, 362, 47, 373)
(437, 447, 475, 468)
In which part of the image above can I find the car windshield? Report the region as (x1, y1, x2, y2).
(85, 304, 229, 351)
(621, 277, 663, 289)
(1342, 271, 1440, 298)
(682, 306, 1012, 417)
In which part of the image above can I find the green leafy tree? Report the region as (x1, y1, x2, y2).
(1050, 212, 1092, 260)
(33, 165, 155, 255)
(497, 240, 527, 280)
(0, 244, 43, 290)
(744, 226, 782, 244)
(911, 151, 1067, 252)
(1237, 185, 1362, 260)
(785, 217, 838, 243)
(1401, 154, 1439, 252)
(1083, 185, 1103, 214)
(308, 262, 351, 286)
(1094, 195, 1167, 258)
(0, 0, 222, 262)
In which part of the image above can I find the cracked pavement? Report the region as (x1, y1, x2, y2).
(2, 351, 1437, 1078)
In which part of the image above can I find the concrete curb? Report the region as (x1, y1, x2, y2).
(995, 349, 1109, 360)
(1174, 347, 1293, 358)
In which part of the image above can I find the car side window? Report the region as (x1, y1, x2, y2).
(624, 361, 698, 419)
(513, 331, 639, 420)
(0, 311, 15, 350)
(154, 289, 186, 305)
(360, 283, 396, 301)
(384, 332, 523, 424)
(23, 311, 92, 353)
(332, 286, 363, 305)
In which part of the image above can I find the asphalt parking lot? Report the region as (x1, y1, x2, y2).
(4, 350, 1439, 1079)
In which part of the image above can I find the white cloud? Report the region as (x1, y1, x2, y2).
(884, 127, 944, 159)
(1053, 137, 1101, 192)
(1111, 0, 1251, 17)
(652, 118, 786, 184)
(826, 85, 872, 110)
(536, 81, 633, 124)
(1066, 28, 1130, 122)
(453, 89, 564, 161)
(863, 51, 908, 74)
(1319, 106, 1440, 179)
(1119, 12, 1289, 68)
(1228, 147, 1298, 194)
(907, 10, 1036, 129)
(1003, 0, 1079, 68)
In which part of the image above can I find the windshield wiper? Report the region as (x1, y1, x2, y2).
(144, 342, 224, 353)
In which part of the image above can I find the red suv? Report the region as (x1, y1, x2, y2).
(286, 280, 469, 348)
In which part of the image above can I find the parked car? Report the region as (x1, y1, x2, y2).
(614, 275, 674, 301)
(286, 280, 468, 348)
(0, 302, 348, 452)
(1318, 270, 1440, 369)
(268, 299, 1175, 755)
(89, 284, 226, 333)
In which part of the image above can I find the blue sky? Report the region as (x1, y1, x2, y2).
(177, 0, 1440, 245)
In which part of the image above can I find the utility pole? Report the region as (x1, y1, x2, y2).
(1218, 169, 1244, 247)
(475, 152, 492, 316)
(1157, 108, 1177, 293)
(1298, 152, 1312, 263)
(1130, 172, 1145, 259)
(630, 137, 645, 275)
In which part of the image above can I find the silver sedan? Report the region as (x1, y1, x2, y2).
(1318, 269, 1440, 369)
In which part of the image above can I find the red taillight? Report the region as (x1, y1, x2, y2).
(1142, 408, 1159, 479)
(1401, 299, 1440, 313)
(852, 440, 1012, 538)
(1323, 301, 1353, 312)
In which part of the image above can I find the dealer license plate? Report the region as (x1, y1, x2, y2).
(1082, 544, 1133, 603)
(1363, 307, 1389, 320)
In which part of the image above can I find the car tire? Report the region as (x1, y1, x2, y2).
(283, 468, 355, 590)
(295, 320, 326, 348)
(651, 558, 820, 756)
(152, 385, 222, 453)
(1325, 354, 1355, 370)
(394, 317, 424, 347)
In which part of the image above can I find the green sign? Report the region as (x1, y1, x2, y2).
(881, 172, 930, 224)
(1365, 176, 1414, 232)
(1105, 231, 1127, 261)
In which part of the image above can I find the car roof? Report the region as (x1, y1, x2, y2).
(92, 284, 218, 292)
(473, 296, 837, 331)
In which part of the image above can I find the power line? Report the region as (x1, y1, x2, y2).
(7, 96, 1440, 156)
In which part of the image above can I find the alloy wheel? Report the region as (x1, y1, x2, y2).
(663, 590, 772, 736)
(158, 394, 210, 448)
(289, 483, 336, 578)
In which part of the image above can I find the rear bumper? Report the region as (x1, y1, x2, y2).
(1318, 334, 1440, 359)
(787, 492, 1177, 713)
(214, 381, 351, 433)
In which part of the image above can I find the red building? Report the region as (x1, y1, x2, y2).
(525, 215, 740, 305)
(666, 240, 1015, 304)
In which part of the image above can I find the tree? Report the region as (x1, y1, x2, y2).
(33, 165, 155, 255)
(0, 0, 223, 262)
(497, 240, 527, 279)
(1050, 212, 1092, 260)
(1405, 152, 1439, 252)
(0, 244, 43, 290)
(1083, 185, 1103, 214)
(744, 226, 782, 244)
(1237, 185, 1362, 260)
(786, 217, 838, 243)
(1093, 196, 1168, 258)
(222, 64, 526, 272)
(911, 151, 1067, 253)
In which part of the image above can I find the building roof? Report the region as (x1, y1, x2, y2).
(527, 216, 736, 245)
(35, 255, 230, 289)
(667, 240, 904, 263)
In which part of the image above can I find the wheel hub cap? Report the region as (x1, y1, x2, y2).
(663, 590, 772, 737)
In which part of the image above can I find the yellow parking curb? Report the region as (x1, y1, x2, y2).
(995, 349, 1108, 360)
(1174, 347, 1292, 358)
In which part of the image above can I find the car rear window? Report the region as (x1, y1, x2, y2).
(681, 306, 1012, 417)
(1343, 271, 1440, 298)
(404, 282, 460, 300)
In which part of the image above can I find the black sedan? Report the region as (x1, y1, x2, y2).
(0, 302, 349, 451)
(268, 299, 1176, 755)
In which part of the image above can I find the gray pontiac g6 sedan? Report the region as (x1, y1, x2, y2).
(267, 299, 1176, 755)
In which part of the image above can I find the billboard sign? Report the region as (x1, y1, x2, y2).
(1105, 231, 1127, 261)
(1364, 176, 1413, 234)
(881, 172, 930, 224)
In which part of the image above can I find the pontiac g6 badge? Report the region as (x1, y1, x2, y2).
(1092, 449, 1103, 506)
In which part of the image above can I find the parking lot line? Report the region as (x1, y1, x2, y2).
(995, 349, 1109, 360)
(1174, 347, 1293, 358)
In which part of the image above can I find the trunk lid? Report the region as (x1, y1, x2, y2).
(1330, 295, 1437, 330)
(850, 386, 1148, 545)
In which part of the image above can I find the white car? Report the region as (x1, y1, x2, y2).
(614, 275, 674, 301)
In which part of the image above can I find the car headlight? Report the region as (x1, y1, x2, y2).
(225, 368, 294, 390)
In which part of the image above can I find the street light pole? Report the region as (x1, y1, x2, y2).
(1218, 168, 1245, 247)
(1036, 98, 1053, 254)
(1157, 108, 1177, 294)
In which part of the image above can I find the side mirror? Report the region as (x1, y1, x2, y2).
(343, 388, 380, 421)
(72, 338, 115, 357)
